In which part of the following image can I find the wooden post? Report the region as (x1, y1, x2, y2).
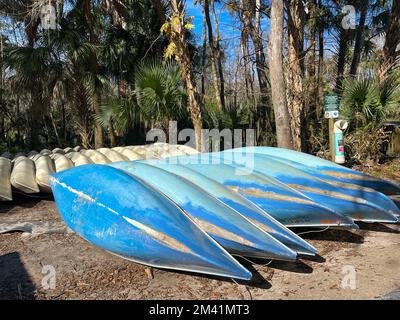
(329, 118, 335, 162)
(145, 267, 154, 280)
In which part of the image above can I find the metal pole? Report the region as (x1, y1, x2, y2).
(329, 118, 335, 162)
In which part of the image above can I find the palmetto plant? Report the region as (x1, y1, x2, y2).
(95, 60, 185, 135)
(341, 73, 400, 130)
(135, 60, 186, 124)
(95, 95, 138, 135)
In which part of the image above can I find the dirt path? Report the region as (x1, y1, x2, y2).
(1, 198, 399, 300)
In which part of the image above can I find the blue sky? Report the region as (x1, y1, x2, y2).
(186, 1, 239, 45)
(186, 1, 271, 62)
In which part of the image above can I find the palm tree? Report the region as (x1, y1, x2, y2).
(95, 95, 138, 143)
(96, 60, 186, 139)
(5, 46, 53, 148)
(160, 0, 204, 151)
(135, 60, 186, 126)
(349, 0, 369, 76)
(47, 10, 109, 148)
(341, 73, 400, 129)
(382, 0, 400, 72)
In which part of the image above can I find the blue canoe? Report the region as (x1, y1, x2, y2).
(253, 153, 400, 218)
(155, 156, 357, 229)
(111, 161, 298, 261)
(138, 161, 318, 256)
(232, 147, 400, 196)
(219, 151, 399, 223)
(50, 165, 252, 281)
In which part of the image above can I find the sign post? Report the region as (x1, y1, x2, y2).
(324, 93, 340, 162)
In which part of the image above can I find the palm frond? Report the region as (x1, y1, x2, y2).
(135, 59, 185, 122)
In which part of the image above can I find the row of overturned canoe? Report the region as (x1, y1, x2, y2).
(0, 143, 199, 201)
(48, 146, 400, 281)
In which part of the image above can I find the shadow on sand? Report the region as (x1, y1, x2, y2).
(0, 252, 36, 300)
(0, 193, 52, 215)
(298, 229, 364, 244)
(159, 258, 272, 290)
(357, 222, 400, 234)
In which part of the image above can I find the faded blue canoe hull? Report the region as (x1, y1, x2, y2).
(139, 161, 318, 256)
(154, 156, 357, 229)
(256, 154, 400, 218)
(219, 151, 399, 223)
(50, 165, 252, 281)
(110, 161, 298, 261)
(231, 147, 400, 196)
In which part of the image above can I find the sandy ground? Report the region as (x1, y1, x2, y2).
(1, 161, 400, 300)
(1, 198, 399, 300)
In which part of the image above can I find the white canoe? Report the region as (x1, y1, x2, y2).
(52, 148, 65, 154)
(50, 153, 74, 172)
(129, 145, 160, 159)
(29, 153, 42, 161)
(13, 152, 26, 159)
(157, 145, 187, 158)
(80, 150, 111, 164)
(34, 155, 56, 193)
(40, 149, 52, 156)
(27, 151, 39, 158)
(97, 148, 129, 162)
(64, 147, 73, 154)
(65, 152, 93, 166)
(10, 156, 40, 194)
(177, 145, 199, 155)
(113, 147, 143, 161)
(126, 145, 146, 152)
(0, 157, 12, 201)
(73, 146, 83, 152)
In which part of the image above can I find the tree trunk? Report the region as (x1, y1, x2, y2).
(109, 119, 117, 147)
(201, 12, 207, 102)
(304, 0, 317, 152)
(269, 0, 293, 149)
(317, 0, 324, 119)
(152, 0, 166, 24)
(335, 28, 350, 93)
(83, 0, 104, 148)
(210, 0, 226, 110)
(93, 95, 104, 149)
(350, 0, 368, 76)
(383, 0, 400, 73)
(49, 107, 61, 147)
(306, 0, 317, 115)
(24, 16, 41, 149)
(240, 30, 253, 101)
(203, 0, 223, 110)
(250, 0, 272, 133)
(169, 0, 203, 151)
(287, 0, 305, 151)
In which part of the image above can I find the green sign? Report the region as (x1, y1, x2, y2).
(324, 93, 340, 112)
